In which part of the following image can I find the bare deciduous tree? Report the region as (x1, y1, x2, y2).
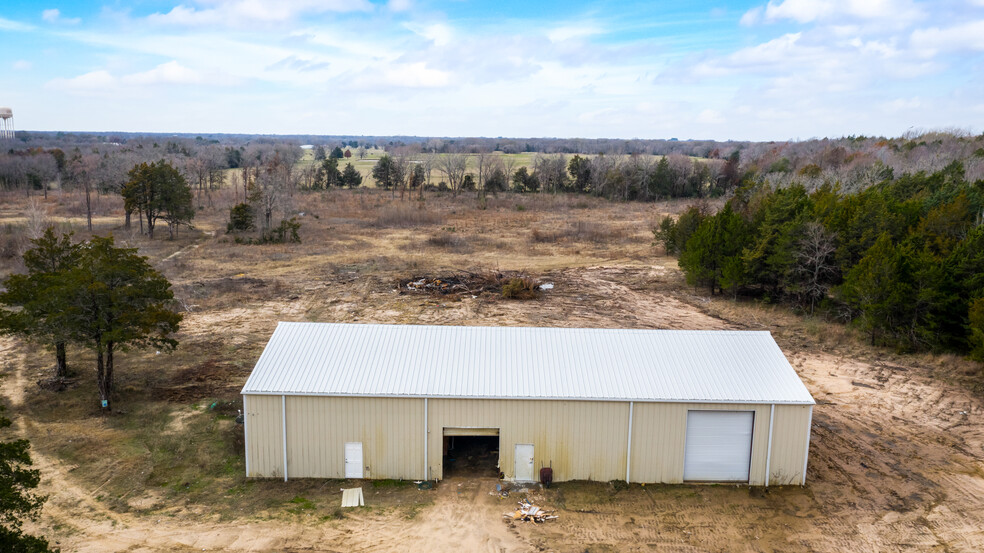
(68, 152, 95, 231)
(793, 221, 838, 314)
(439, 152, 467, 196)
(252, 152, 298, 230)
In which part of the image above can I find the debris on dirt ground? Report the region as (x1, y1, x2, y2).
(489, 484, 509, 498)
(36, 377, 77, 392)
(504, 500, 558, 523)
(398, 269, 541, 298)
(340, 488, 364, 508)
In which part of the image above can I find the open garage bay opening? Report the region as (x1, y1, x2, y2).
(443, 428, 500, 478)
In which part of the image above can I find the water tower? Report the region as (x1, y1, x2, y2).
(0, 108, 14, 140)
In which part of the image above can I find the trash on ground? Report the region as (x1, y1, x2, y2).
(504, 500, 558, 523)
(340, 487, 364, 508)
(398, 270, 541, 298)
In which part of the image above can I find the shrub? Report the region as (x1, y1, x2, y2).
(426, 232, 467, 250)
(501, 276, 539, 300)
(227, 203, 254, 233)
(234, 218, 301, 244)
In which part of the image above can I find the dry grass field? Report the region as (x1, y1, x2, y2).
(1, 186, 983, 552)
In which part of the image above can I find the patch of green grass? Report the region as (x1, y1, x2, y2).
(286, 495, 316, 514)
(371, 478, 411, 489)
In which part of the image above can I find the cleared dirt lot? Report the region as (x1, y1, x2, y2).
(1, 188, 983, 552)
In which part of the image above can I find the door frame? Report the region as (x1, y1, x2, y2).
(344, 441, 364, 479)
(514, 443, 535, 482)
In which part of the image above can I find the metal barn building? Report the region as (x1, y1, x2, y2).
(242, 323, 815, 486)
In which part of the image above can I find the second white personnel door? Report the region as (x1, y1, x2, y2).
(514, 444, 534, 481)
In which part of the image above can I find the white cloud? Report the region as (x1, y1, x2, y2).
(697, 109, 725, 124)
(48, 70, 117, 92)
(0, 16, 35, 31)
(147, 0, 373, 27)
(366, 62, 452, 88)
(12, 60, 32, 70)
(388, 0, 413, 12)
(547, 24, 602, 42)
(740, 7, 763, 26)
(47, 62, 216, 95)
(404, 22, 454, 46)
(884, 97, 922, 112)
(748, 0, 925, 25)
(42, 8, 81, 24)
(122, 61, 208, 86)
(911, 20, 984, 56)
(691, 33, 814, 77)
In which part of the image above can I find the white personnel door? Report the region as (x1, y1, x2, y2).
(344, 442, 363, 479)
(514, 444, 534, 481)
(683, 411, 754, 482)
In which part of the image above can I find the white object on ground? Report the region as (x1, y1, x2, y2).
(341, 487, 364, 508)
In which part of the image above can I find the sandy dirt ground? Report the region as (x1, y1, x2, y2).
(1, 190, 983, 552)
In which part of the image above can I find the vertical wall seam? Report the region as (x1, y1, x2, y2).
(281, 394, 288, 482)
(424, 397, 429, 481)
(625, 401, 634, 483)
(765, 404, 775, 487)
(801, 405, 813, 486)
(243, 395, 250, 477)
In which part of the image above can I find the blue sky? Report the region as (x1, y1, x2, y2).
(1, 0, 983, 140)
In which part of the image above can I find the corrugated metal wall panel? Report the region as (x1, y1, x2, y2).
(629, 403, 772, 485)
(769, 404, 812, 485)
(244, 394, 284, 478)
(427, 399, 629, 482)
(284, 396, 425, 480)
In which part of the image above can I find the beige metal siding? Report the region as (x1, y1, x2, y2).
(285, 396, 425, 480)
(768, 404, 812, 485)
(629, 403, 772, 485)
(427, 399, 629, 482)
(244, 394, 284, 478)
(245, 395, 810, 485)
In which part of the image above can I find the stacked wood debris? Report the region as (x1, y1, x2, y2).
(398, 270, 541, 297)
(503, 500, 558, 523)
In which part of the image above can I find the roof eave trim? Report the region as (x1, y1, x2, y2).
(239, 390, 816, 405)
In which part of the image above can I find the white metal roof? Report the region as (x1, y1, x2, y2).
(241, 323, 815, 405)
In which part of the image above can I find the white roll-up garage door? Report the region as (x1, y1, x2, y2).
(684, 410, 754, 482)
